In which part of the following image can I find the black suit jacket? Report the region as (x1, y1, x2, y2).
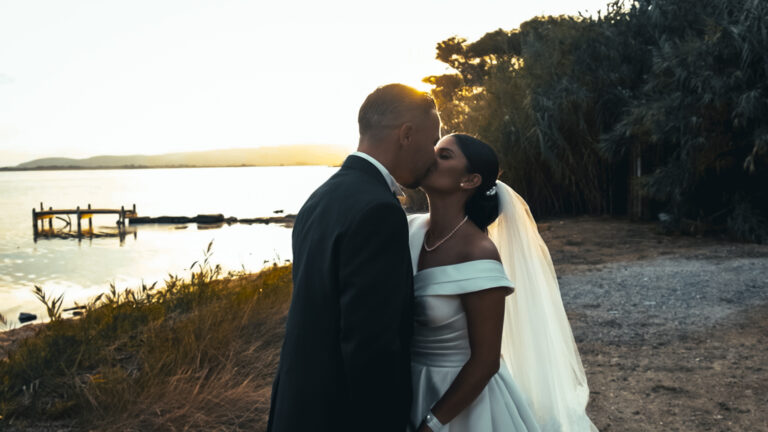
(267, 155, 414, 432)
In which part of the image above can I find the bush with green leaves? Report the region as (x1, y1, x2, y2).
(427, 0, 768, 241)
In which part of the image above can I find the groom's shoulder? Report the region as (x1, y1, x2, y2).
(319, 166, 392, 203)
(300, 167, 399, 218)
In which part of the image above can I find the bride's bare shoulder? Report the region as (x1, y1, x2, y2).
(460, 228, 501, 263)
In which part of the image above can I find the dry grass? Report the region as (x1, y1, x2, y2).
(0, 246, 291, 431)
(97, 307, 285, 432)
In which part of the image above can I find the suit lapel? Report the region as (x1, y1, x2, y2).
(407, 214, 429, 275)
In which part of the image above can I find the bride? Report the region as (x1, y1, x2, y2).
(407, 134, 597, 432)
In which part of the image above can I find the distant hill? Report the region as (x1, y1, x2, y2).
(11, 145, 350, 169)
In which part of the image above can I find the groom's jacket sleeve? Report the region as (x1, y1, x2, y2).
(338, 201, 412, 430)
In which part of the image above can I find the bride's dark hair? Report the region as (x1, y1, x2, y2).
(451, 133, 500, 231)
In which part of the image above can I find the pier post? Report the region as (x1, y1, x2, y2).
(76, 206, 82, 238)
(48, 207, 53, 232)
(119, 206, 126, 245)
(39, 202, 44, 232)
(32, 208, 38, 240)
(88, 203, 93, 233)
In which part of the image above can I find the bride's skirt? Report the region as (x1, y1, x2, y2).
(410, 361, 540, 431)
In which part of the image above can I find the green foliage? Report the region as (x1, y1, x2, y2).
(0, 244, 293, 429)
(427, 0, 768, 241)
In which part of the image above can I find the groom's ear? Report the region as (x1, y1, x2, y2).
(398, 122, 414, 146)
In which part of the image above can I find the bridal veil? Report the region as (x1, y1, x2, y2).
(487, 181, 598, 432)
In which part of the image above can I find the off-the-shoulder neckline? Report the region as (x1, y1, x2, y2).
(415, 259, 503, 275)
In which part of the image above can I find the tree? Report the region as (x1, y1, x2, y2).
(425, 0, 768, 242)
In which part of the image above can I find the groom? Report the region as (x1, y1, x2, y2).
(267, 84, 440, 432)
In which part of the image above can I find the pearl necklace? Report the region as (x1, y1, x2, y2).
(423, 216, 469, 252)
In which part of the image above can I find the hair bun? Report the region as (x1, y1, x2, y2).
(451, 134, 501, 231)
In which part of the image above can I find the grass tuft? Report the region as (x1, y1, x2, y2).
(32, 285, 64, 322)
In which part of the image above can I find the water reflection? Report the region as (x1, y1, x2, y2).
(33, 223, 138, 245)
(0, 166, 338, 329)
(3, 222, 294, 328)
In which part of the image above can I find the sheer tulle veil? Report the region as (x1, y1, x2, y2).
(487, 180, 598, 432)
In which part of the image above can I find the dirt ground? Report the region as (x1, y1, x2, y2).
(539, 216, 768, 432)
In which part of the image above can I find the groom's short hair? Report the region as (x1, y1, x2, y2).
(358, 84, 436, 137)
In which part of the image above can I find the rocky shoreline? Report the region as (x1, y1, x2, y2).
(128, 213, 297, 228)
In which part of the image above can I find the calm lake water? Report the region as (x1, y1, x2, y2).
(0, 166, 338, 328)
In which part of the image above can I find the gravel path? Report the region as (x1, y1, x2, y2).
(535, 217, 768, 432)
(560, 256, 768, 345)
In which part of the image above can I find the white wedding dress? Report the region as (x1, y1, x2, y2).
(407, 213, 541, 432)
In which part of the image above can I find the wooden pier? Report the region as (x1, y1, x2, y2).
(32, 202, 137, 240)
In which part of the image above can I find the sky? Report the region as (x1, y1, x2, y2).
(0, 0, 611, 166)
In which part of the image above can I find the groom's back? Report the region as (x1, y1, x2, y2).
(267, 155, 414, 432)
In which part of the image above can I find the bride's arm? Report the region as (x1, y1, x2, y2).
(417, 285, 508, 431)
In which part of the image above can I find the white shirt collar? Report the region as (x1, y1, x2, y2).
(350, 151, 404, 197)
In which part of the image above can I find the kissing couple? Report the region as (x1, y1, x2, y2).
(267, 84, 598, 432)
